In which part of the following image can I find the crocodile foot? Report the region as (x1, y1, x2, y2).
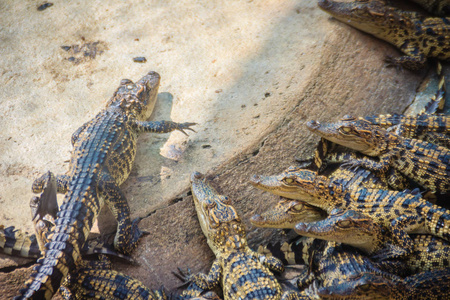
(114, 217, 146, 255)
(173, 267, 193, 288)
(176, 122, 198, 136)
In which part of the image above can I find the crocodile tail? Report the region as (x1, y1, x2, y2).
(14, 247, 73, 299)
(15, 190, 98, 299)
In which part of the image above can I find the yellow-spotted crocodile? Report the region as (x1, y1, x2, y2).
(15, 71, 196, 300)
(306, 116, 450, 194)
(177, 172, 284, 300)
(318, 0, 450, 70)
(294, 209, 450, 274)
(250, 167, 450, 257)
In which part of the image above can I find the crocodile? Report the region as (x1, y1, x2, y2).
(250, 167, 450, 256)
(15, 71, 196, 300)
(14, 177, 161, 299)
(318, 0, 450, 70)
(306, 116, 450, 194)
(294, 209, 450, 274)
(178, 171, 284, 300)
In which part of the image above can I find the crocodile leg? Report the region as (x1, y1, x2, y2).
(71, 121, 90, 146)
(184, 259, 222, 291)
(98, 175, 143, 255)
(341, 152, 393, 173)
(258, 252, 285, 273)
(32, 172, 70, 194)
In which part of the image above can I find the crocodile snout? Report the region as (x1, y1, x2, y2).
(191, 171, 204, 182)
(306, 120, 321, 130)
(249, 175, 262, 186)
(250, 214, 266, 225)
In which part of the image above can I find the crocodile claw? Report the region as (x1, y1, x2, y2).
(340, 161, 361, 171)
(177, 122, 198, 136)
(173, 267, 193, 288)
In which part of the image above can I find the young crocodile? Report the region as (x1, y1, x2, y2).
(306, 116, 450, 194)
(250, 167, 450, 256)
(318, 0, 450, 70)
(178, 172, 284, 300)
(15, 71, 196, 300)
(20, 175, 165, 300)
(294, 209, 450, 274)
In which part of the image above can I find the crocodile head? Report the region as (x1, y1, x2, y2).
(250, 166, 319, 201)
(190, 172, 247, 255)
(107, 71, 161, 120)
(307, 115, 392, 156)
(318, 0, 415, 47)
(250, 166, 337, 212)
(294, 209, 382, 255)
(250, 198, 327, 229)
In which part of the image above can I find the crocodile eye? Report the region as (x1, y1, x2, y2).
(286, 166, 299, 172)
(283, 178, 294, 184)
(220, 195, 232, 205)
(204, 201, 216, 210)
(290, 203, 304, 212)
(338, 126, 352, 135)
(337, 220, 352, 228)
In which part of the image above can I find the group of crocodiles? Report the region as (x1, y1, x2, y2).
(2, 0, 450, 299)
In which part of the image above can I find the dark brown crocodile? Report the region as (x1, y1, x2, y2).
(318, 0, 450, 70)
(15, 71, 196, 299)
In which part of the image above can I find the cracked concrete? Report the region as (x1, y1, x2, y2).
(0, 0, 442, 298)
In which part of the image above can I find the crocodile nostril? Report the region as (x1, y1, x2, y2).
(294, 222, 308, 233)
(342, 114, 355, 121)
(249, 175, 261, 185)
(306, 120, 320, 130)
(250, 214, 265, 224)
(120, 79, 133, 86)
(191, 171, 204, 182)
